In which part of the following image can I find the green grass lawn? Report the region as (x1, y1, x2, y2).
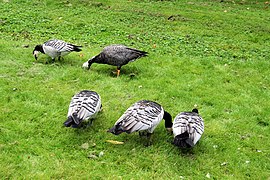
(0, 0, 269, 179)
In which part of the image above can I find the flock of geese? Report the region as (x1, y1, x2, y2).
(33, 39, 204, 148)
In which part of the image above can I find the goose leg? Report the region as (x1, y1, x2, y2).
(86, 119, 94, 128)
(145, 132, 153, 146)
(116, 66, 121, 77)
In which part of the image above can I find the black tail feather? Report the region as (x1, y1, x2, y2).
(70, 44, 82, 52)
(127, 47, 148, 57)
(107, 125, 124, 135)
(173, 131, 194, 148)
(63, 116, 73, 127)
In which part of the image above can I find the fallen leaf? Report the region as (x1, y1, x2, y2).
(99, 151, 104, 157)
(81, 143, 89, 149)
(106, 140, 124, 145)
(206, 173, 211, 179)
(88, 154, 98, 159)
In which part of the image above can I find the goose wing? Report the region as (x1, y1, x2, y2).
(67, 90, 101, 122)
(44, 39, 81, 53)
(114, 100, 164, 134)
(101, 45, 147, 65)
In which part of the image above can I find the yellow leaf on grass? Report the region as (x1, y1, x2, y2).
(106, 140, 124, 145)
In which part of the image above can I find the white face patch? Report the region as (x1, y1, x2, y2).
(33, 50, 39, 57)
(82, 61, 89, 69)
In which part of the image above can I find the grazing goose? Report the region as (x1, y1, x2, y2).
(82, 44, 148, 77)
(108, 100, 172, 145)
(63, 90, 102, 128)
(33, 39, 82, 62)
(172, 108, 204, 148)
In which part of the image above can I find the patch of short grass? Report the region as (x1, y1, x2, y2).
(0, 0, 269, 179)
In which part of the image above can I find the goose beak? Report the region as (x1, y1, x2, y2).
(33, 50, 39, 60)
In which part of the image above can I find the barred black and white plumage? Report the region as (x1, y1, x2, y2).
(172, 109, 204, 148)
(108, 100, 172, 144)
(82, 44, 148, 77)
(63, 90, 102, 128)
(33, 39, 82, 62)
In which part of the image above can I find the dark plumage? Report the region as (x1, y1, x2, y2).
(82, 44, 148, 77)
(172, 108, 204, 148)
(33, 39, 82, 62)
(63, 90, 102, 128)
(108, 100, 172, 145)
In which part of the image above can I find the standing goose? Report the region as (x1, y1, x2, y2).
(172, 108, 204, 148)
(108, 100, 172, 145)
(33, 39, 82, 62)
(82, 44, 148, 77)
(63, 90, 102, 128)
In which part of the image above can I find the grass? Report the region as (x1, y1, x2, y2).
(0, 0, 270, 179)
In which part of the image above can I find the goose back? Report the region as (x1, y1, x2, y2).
(93, 44, 148, 66)
(65, 90, 101, 127)
(172, 110, 204, 147)
(109, 100, 164, 135)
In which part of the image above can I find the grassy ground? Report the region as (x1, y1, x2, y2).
(0, 0, 269, 179)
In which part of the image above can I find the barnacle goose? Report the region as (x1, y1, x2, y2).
(63, 90, 102, 128)
(108, 100, 172, 145)
(82, 44, 148, 77)
(33, 39, 82, 62)
(172, 108, 204, 148)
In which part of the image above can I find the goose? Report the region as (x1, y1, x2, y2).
(172, 108, 204, 148)
(33, 39, 82, 62)
(63, 90, 102, 128)
(82, 44, 148, 77)
(108, 100, 172, 145)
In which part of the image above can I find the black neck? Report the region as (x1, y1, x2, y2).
(163, 110, 173, 128)
(192, 108, 199, 114)
(34, 45, 45, 54)
(92, 53, 107, 64)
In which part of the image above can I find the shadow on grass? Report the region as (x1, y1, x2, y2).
(88, 65, 143, 78)
(34, 56, 83, 66)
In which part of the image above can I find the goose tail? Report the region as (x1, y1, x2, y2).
(173, 131, 194, 148)
(70, 44, 82, 52)
(127, 48, 148, 57)
(63, 116, 73, 127)
(107, 124, 125, 135)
